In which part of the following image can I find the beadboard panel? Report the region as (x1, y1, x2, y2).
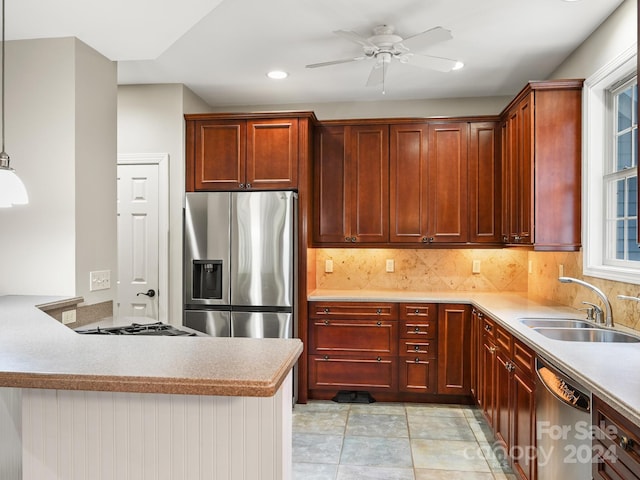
(0, 388, 22, 480)
(22, 373, 292, 480)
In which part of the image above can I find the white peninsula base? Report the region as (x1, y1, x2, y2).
(2, 373, 292, 480)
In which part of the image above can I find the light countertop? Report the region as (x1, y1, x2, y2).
(0, 295, 302, 397)
(309, 289, 640, 425)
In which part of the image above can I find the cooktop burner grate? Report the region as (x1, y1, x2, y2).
(76, 322, 198, 336)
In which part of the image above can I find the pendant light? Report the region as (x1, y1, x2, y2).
(0, 0, 27, 208)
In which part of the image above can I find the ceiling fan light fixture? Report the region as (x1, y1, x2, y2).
(266, 70, 288, 80)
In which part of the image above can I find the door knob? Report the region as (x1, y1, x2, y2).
(136, 289, 156, 298)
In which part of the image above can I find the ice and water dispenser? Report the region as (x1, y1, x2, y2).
(192, 260, 223, 299)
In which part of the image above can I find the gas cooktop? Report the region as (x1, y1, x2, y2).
(75, 322, 199, 337)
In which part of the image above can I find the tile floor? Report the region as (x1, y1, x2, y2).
(292, 400, 518, 480)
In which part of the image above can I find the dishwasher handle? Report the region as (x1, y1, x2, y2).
(536, 358, 591, 413)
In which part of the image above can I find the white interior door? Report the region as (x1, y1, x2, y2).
(117, 163, 160, 320)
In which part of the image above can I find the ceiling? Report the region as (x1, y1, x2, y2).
(9, 0, 625, 107)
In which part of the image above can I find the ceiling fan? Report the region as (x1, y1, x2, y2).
(305, 25, 463, 92)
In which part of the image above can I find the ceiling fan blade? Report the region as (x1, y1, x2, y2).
(334, 29, 378, 51)
(365, 60, 391, 87)
(306, 56, 366, 68)
(397, 26, 453, 52)
(405, 53, 459, 72)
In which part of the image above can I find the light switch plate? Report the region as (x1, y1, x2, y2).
(62, 309, 76, 325)
(386, 259, 395, 273)
(472, 260, 481, 274)
(325, 259, 333, 273)
(90, 270, 111, 291)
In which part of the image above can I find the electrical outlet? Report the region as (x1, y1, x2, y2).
(90, 270, 111, 291)
(62, 309, 76, 325)
(325, 259, 333, 273)
(385, 259, 395, 273)
(472, 260, 481, 274)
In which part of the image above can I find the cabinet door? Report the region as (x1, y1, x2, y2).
(349, 125, 389, 243)
(194, 120, 245, 191)
(399, 356, 437, 393)
(313, 125, 349, 243)
(427, 123, 469, 242)
(469, 122, 501, 243)
(246, 118, 299, 190)
(481, 335, 496, 427)
(437, 304, 471, 395)
(517, 94, 533, 244)
(511, 367, 536, 480)
(495, 350, 512, 450)
(389, 124, 429, 243)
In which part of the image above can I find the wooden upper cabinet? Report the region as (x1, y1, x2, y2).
(469, 122, 501, 243)
(185, 114, 301, 192)
(313, 124, 389, 244)
(500, 81, 582, 250)
(428, 123, 469, 243)
(390, 124, 429, 243)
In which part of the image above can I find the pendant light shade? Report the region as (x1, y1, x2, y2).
(0, 0, 28, 208)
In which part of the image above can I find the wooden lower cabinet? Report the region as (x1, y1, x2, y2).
(308, 301, 471, 401)
(475, 310, 536, 480)
(593, 395, 640, 479)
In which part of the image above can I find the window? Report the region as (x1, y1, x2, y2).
(604, 79, 638, 266)
(583, 45, 639, 284)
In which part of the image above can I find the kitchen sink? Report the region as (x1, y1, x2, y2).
(519, 318, 593, 329)
(531, 327, 640, 343)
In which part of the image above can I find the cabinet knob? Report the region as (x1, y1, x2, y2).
(489, 347, 496, 354)
(414, 309, 420, 314)
(323, 320, 329, 326)
(414, 345, 420, 351)
(478, 312, 484, 318)
(239, 183, 245, 189)
(620, 435, 634, 451)
(484, 324, 492, 332)
(502, 235, 509, 242)
(246, 183, 251, 189)
(421, 236, 428, 243)
(351, 237, 357, 242)
(323, 355, 329, 360)
(376, 356, 382, 362)
(414, 327, 420, 332)
(415, 358, 420, 363)
(376, 308, 382, 315)
(323, 308, 330, 313)
(376, 321, 382, 326)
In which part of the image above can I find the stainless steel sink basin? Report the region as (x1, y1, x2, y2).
(519, 318, 593, 329)
(532, 327, 640, 343)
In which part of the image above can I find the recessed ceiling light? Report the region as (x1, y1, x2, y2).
(267, 70, 288, 80)
(453, 61, 464, 71)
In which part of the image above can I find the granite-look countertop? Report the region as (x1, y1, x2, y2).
(309, 289, 640, 426)
(0, 295, 302, 397)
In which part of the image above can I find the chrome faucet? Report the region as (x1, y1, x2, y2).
(558, 276, 614, 328)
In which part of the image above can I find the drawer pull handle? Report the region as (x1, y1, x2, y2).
(620, 435, 634, 451)
(323, 355, 329, 360)
(323, 320, 329, 326)
(376, 356, 382, 362)
(414, 345, 420, 351)
(323, 308, 329, 313)
(414, 309, 420, 314)
(415, 358, 420, 363)
(414, 327, 420, 332)
(376, 308, 382, 315)
(376, 321, 382, 326)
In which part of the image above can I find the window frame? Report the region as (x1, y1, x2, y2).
(583, 44, 639, 284)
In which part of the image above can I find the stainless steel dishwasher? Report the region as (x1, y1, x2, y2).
(536, 357, 592, 480)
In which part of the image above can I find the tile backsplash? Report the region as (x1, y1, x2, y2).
(313, 248, 640, 331)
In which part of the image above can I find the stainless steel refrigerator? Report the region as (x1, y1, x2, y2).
(183, 191, 296, 338)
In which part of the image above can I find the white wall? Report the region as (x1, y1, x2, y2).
(550, 0, 636, 80)
(117, 84, 210, 324)
(0, 38, 117, 304)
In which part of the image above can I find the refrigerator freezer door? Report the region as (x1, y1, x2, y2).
(184, 192, 231, 306)
(231, 311, 293, 339)
(231, 191, 295, 307)
(184, 310, 231, 337)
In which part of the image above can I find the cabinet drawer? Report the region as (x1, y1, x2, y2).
(593, 395, 640, 479)
(482, 316, 495, 338)
(399, 304, 432, 321)
(400, 339, 436, 357)
(495, 324, 512, 354)
(309, 302, 397, 320)
(512, 338, 535, 376)
(398, 357, 437, 393)
(310, 319, 398, 355)
(400, 319, 436, 339)
(309, 355, 397, 392)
